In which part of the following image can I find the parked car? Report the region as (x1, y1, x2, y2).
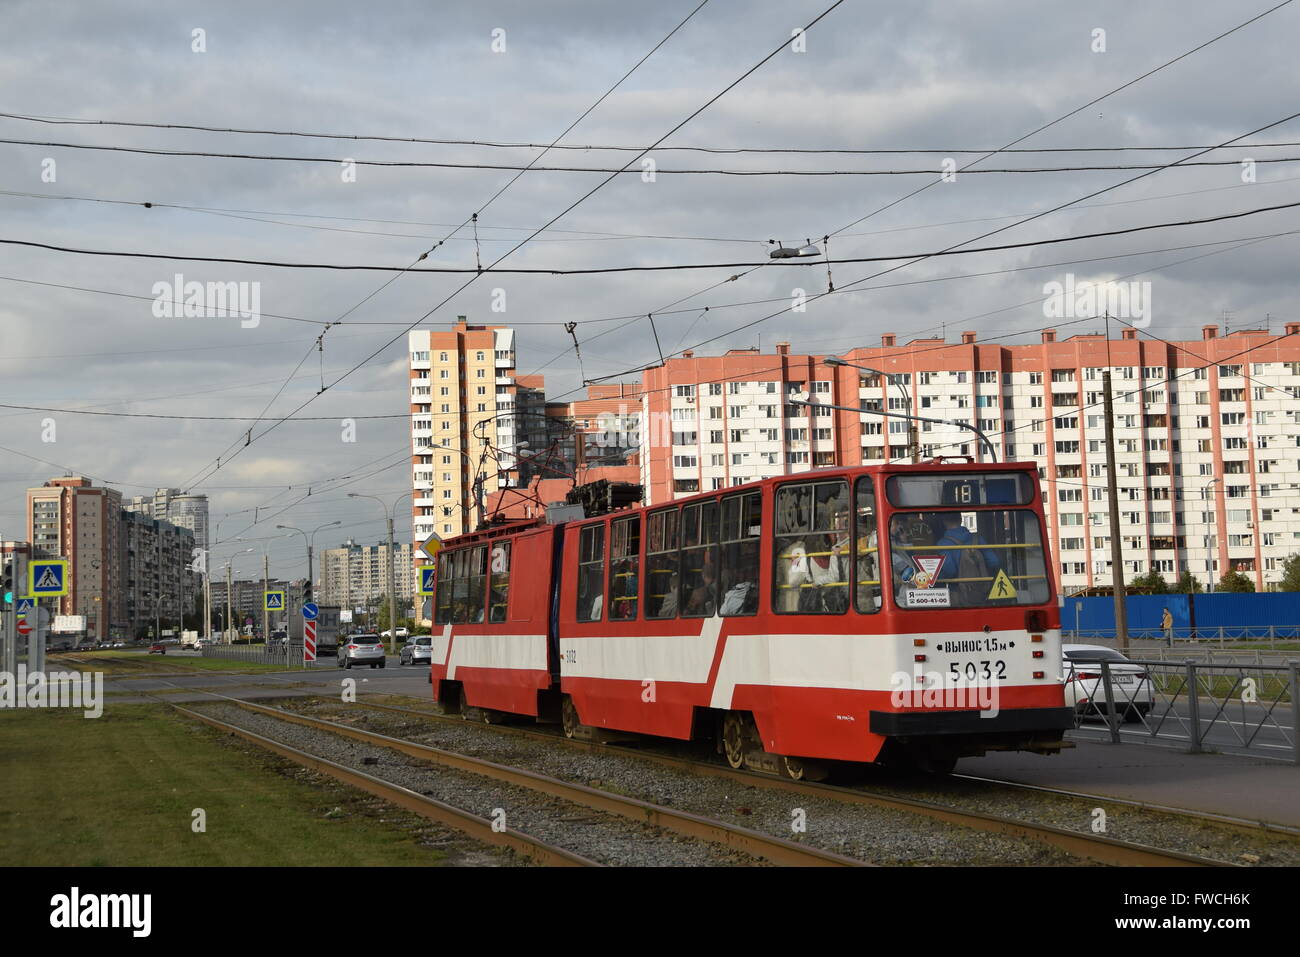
(337, 633, 386, 669)
(380, 627, 410, 640)
(75, 641, 96, 651)
(399, 636, 433, 666)
(148, 643, 167, 655)
(1062, 644, 1154, 721)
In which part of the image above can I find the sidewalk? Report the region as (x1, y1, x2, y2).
(970, 737, 1300, 829)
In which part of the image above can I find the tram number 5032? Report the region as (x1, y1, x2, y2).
(949, 660, 1006, 682)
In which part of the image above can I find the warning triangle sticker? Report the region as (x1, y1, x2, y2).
(911, 555, 944, 589)
(35, 566, 61, 589)
(988, 568, 1017, 600)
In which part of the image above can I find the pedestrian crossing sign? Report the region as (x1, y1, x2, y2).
(987, 568, 1017, 601)
(30, 560, 68, 597)
(264, 590, 285, 611)
(418, 565, 437, 597)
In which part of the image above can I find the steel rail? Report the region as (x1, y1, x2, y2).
(220, 698, 867, 867)
(351, 695, 1230, 867)
(172, 702, 597, 867)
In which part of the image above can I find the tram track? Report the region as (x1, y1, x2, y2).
(171, 693, 867, 867)
(332, 694, 1245, 867)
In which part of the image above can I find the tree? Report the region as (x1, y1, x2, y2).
(1127, 569, 1170, 594)
(1172, 571, 1203, 594)
(375, 594, 415, 634)
(1279, 554, 1300, 592)
(1217, 569, 1255, 593)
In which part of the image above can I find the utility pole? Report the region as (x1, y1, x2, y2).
(1102, 369, 1129, 651)
(263, 552, 270, 645)
(225, 563, 233, 644)
(385, 515, 398, 655)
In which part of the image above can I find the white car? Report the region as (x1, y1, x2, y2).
(1062, 644, 1155, 722)
(380, 627, 410, 639)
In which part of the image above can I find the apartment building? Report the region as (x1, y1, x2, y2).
(640, 343, 840, 503)
(318, 539, 415, 610)
(120, 510, 198, 639)
(124, 488, 210, 552)
(26, 476, 124, 641)
(637, 325, 1300, 592)
(409, 319, 521, 544)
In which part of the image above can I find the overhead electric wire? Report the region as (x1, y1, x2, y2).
(9, 135, 1300, 175)
(9, 107, 1300, 155)
(527, 0, 1298, 396)
(6, 197, 1298, 276)
(178, 0, 849, 496)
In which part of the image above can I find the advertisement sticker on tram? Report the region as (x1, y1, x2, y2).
(904, 587, 950, 607)
(911, 554, 945, 589)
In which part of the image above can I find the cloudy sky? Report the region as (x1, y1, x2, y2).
(1, 0, 1298, 578)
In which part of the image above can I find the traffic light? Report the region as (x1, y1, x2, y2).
(302, 579, 312, 606)
(2, 558, 12, 606)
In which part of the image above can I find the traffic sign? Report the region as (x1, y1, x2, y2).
(16, 619, 31, 637)
(29, 560, 68, 597)
(419, 531, 443, 562)
(16, 597, 34, 615)
(304, 619, 317, 662)
(302, 602, 319, 621)
(264, 590, 285, 611)
(418, 565, 437, 597)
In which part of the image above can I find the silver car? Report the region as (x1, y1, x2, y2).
(1062, 644, 1154, 721)
(337, 633, 386, 669)
(399, 636, 432, 666)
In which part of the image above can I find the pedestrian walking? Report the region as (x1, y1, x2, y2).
(1161, 607, 1174, 648)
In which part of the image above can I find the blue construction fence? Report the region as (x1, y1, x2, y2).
(1062, 592, 1300, 640)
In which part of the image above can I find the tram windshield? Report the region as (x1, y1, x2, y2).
(886, 508, 1050, 610)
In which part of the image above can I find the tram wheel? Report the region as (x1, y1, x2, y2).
(721, 712, 751, 770)
(560, 695, 580, 739)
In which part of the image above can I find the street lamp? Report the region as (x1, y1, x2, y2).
(769, 238, 821, 259)
(237, 533, 292, 642)
(349, 492, 412, 654)
(277, 521, 342, 653)
(218, 547, 253, 642)
(825, 357, 917, 463)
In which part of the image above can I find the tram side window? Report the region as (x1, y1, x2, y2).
(854, 477, 881, 614)
(488, 541, 511, 623)
(450, 549, 470, 623)
(719, 492, 761, 616)
(463, 546, 487, 623)
(608, 517, 640, 620)
(773, 479, 850, 614)
(645, 508, 680, 620)
(576, 523, 606, 622)
(681, 500, 719, 617)
(434, 552, 454, 624)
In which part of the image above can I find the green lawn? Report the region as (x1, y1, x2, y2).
(58, 651, 291, 675)
(0, 704, 452, 866)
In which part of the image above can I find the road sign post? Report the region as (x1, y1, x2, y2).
(301, 603, 318, 666)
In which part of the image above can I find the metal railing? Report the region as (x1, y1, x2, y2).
(199, 642, 325, 668)
(1065, 625, 1300, 647)
(1064, 655, 1299, 764)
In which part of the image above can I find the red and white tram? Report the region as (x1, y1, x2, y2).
(427, 461, 1071, 777)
